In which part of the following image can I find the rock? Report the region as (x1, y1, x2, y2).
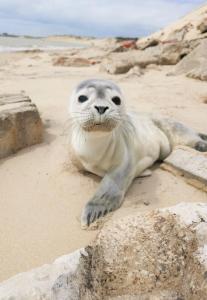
(79, 203, 207, 300)
(1, 204, 207, 299)
(120, 40, 137, 50)
(145, 64, 161, 71)
(120, 66, 144, 80)
(53, 57, 94, 67)
(157, 41, 190, 64)
(136, 38, 159, 50)
(101, 42, 190, 74)
(0, 250, 81, 300)
(0, 94, 43, 159)
(136, 5, 207, 46)
(161, 146, 207, 192)
(197, 19, 207, 34)
(164, 23, 193, 42)
(174, 40, 207, 81)
(187, 63, 207, 81)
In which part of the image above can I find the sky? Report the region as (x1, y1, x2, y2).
(0, 0, 205, 37)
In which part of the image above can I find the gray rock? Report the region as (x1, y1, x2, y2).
(174, 39, 207, 81)
(0, 93, 43, 159)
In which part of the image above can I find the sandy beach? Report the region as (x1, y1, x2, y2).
(0, 40, 207, 282)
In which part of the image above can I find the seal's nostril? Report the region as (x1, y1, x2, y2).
(94, 106, 109, 115)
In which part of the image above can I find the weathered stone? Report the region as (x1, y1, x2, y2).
(197, 19, 207, 34)
(0, 250, 81, 300)
(162, 146, 207, 192)
(136, 5, 207, 47)
(100, 53, 134, 74)
(79, 203, 207, 300)
(100, 41, 191, 74)
(125, 66, 144, 77)
(164, 24, 193, 42)
(174, 39, 207, 81)
(136, 38, 160, 50)
(0, 93, 43, 159)
(1, 204, 207, 299)
(53, 56, 94, 67)
(187, 63, 207, 81)
(120, 66, 144, 80)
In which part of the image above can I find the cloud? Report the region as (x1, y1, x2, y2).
(0, 0, 205, 37)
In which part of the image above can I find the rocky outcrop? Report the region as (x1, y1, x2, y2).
(100, 4, 207, 75)
(1, 203, 207, 299)
(197, 18, 207, 34)
(100, 41, 190, 74)
(79, 203, 207, 299)
(0, 250, 81, 300)
(136, 4, 207, 47)
(0, 94, 43, 159)
(174, 39, 207, 81)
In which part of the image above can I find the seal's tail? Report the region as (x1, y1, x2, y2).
(199, 133, 207, 141)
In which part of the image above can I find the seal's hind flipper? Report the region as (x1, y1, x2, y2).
(195, 140, 207, 152)
(199, 133, 207, 141)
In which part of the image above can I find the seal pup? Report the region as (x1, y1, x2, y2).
(69, 79, 207, 227)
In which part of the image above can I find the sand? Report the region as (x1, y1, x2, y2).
(0, 49, 207, 282)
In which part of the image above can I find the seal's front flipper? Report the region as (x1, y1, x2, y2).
(81, 180, 123, 228)
(81, 203, 110, 228)
(80, 169, 130, 228)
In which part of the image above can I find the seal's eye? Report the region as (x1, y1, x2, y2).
(78, 95, 88, 103)
(112, 96, 121, 105)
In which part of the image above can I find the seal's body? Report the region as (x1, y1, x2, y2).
(69, 79, 207, 227)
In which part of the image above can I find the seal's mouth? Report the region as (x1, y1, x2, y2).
(82, 119, 118, 132)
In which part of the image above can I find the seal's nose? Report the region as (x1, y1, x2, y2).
(94, 106, 109, 115)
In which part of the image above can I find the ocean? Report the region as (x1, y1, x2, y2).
(0, 36, 86, 52)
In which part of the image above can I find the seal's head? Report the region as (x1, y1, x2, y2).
(69, 79, 126, 132)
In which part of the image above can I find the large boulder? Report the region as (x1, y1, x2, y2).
(100, 42, 190, 74)
(1, 203, 207, 299)
(136, 4, 207, 47)
(79, 203, 207, 299)
(174, 39, 207, 81)
(0, 94, 43, 159)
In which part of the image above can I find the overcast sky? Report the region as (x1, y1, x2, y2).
(0, 0, 205, 37)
